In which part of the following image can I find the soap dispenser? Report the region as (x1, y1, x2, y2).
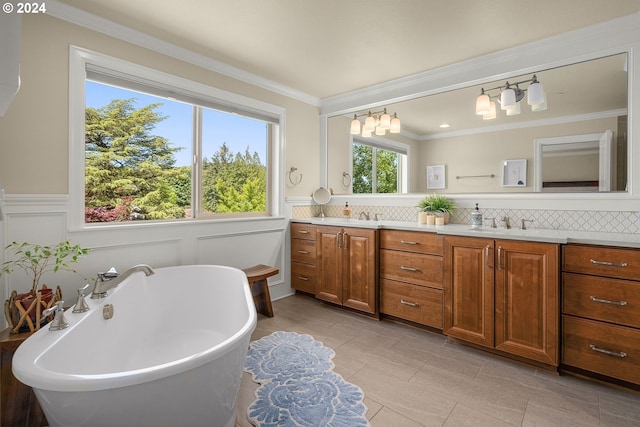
(471, 203, 483, 228)
(343, 202, 351, 219)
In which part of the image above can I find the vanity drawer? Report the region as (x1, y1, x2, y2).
(380, 249, 443, 289)
(563, 245, 640, 281)
(291, 223, 317, 241)
(380, 230, 443, 255)
(563, 273, 640, 328)
(562, 315, 640, 385)
(380, 278, 443, 329)
(291, 262, 316, 294)
(291, 239, 316, 263)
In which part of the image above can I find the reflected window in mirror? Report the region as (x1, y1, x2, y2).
(352, 137, 408, 194)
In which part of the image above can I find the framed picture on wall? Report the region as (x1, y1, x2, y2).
(426, 165, 446, 189)
(502, 159, 527, 187)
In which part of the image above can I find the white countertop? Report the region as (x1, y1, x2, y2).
(291, 217, 640, 248)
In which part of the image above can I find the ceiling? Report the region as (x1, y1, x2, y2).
(57, 0, 640, 101)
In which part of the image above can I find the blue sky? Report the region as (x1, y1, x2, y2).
(85, 81, 267, 167)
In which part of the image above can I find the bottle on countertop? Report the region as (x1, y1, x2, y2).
(471, 203, 483, 228)
(343, 202, 351, 219)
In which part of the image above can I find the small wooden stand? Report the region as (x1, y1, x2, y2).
(0, 328, 48, 426)
(242, 265, 278, 318)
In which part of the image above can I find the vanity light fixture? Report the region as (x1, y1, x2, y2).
(350, 108, 401, 137)
(475, 74, 547, 120)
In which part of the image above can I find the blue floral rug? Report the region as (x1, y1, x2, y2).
(244, 331, 370, 427)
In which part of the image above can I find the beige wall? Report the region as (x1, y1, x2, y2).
(416, 117, 618, 193)
(0, 14, 320, 197)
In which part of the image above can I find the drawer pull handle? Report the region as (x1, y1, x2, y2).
(400, 266, 418, 272)
(400, 299, 419, 307)
(297, 276, 310, 281)
(590, 296, 628, 306)
(590, 259, 628, 268)
(589, 344, 627, 358)
(298, 250, 310, 254)
(298, 230, 310, 234)
(400, 240, 418, 245)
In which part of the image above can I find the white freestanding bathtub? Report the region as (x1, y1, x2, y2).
(13, 265, 257, 427)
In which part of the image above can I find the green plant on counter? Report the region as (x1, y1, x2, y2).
(1, 241, 90, 295)
(417, 194, 456, 214)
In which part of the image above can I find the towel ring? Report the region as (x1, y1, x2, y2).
(288, 167, 302, 185)
(342, 172, 352, 187)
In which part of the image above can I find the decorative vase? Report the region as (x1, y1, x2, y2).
(434, 212, 450, 224)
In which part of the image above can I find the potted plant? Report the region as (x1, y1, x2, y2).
(1, 241, 89, 333)
(417, 194, 456, 224)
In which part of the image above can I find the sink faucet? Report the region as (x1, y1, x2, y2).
(484, 217, 497, 228)
(501, 216, 511, 229)
(91, 264, 155, 299)
(521, 219, 534, 230)
(358, 211, 370, 220)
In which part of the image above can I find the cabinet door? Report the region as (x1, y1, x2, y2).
(494, 240, 558, 366)
(444, 236, 494, 348)
(342, 227, 377, 314)
(316, 226, 343, 305)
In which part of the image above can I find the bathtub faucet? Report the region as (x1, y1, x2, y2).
(91, 264, 155, 299)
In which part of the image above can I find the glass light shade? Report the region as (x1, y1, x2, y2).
(527, 81, 545, 105)
(531, 92, 547, 111)
(379, 112, 391, 129)
(475, 93, 491, 115)
(361, 129, 372, 137)
(350, 117, 361, 134)
(389, 115, 401, 133)
(363, 115, 375, 131)
(482, 101, 496, 120)
(375, 126, 386, 136)
(506, 101, 521, 116)
(500, 88, 516, 110)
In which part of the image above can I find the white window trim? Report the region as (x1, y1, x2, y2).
(69, 45, 285, 230)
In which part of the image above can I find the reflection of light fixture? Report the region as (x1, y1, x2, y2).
(350, 108, 401, 137)
(475, 74, 546, 120)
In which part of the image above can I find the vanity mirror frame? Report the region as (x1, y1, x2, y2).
(318, 14, 639, 210)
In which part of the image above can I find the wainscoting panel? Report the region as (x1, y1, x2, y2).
(1, 194, 290, 329)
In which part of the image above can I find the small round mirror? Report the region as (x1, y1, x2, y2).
(312, 187, 331, 217)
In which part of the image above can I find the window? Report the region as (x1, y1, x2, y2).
(70, 47, 284, 227)
(352, 137, 408, 194)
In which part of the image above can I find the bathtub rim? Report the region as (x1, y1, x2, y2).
(12, 264, 258, 392)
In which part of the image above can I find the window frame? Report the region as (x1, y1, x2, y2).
(351, 135, 409, 194)
(69, 45, 285, 230)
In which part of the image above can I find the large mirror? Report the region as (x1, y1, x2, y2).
(326, 53, 628, 195)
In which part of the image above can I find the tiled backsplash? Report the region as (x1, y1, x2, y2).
(292, 204, 640, 234)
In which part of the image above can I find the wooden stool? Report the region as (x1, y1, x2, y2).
(242, 264, 279, 318)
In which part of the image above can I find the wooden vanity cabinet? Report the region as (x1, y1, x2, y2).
(316, 225, 377, 314)
(290, 223, 317, 294)
(379, 230, 444, 329)
(562, 244, 640, 385)
(444, 236, 559, 366)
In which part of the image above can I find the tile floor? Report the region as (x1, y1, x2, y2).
(235, 293, 640, 427)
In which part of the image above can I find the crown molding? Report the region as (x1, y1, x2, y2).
(419, 109, 628, 141)
(45, 0, 321, 107)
